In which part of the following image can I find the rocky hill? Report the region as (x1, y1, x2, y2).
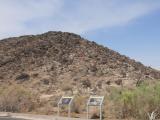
(0, 31, 160, 95)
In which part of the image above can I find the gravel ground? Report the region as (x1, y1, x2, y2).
(0, 112, 90, 120)
(0, 117, 27, 120)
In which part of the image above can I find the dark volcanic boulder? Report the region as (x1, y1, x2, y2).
(0, 31, 160, 93)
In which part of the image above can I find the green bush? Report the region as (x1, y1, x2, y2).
(113, 82, 160, 119)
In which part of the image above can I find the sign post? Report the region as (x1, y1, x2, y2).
(57, 96, 74, 118)
(87, 96, 104, 120)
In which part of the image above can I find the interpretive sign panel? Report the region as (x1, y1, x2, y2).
(57, 96, 74, 117)
(59, 97, 73, 105)
(87, 96, 104, 120)
(88, 96, 104, 106)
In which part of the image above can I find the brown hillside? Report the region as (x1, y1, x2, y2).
(0, 31, 160, 94)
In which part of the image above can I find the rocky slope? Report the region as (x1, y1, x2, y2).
(0, 31, 160, 95)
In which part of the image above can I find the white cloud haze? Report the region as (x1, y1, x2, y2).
(0, 0, 160, 39)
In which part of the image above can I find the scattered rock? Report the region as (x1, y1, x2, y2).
(115, 79, 123, 86)
(106, 81, 111, 85)
(41, 79, 50, 85)
(81, 79, 91, 88)
(0, 31, 160, 94)
(15, 73, 30, 82)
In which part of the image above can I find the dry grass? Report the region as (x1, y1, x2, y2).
(0, 84, 39, 112)
(1, 80, 160, 120)
(72, 95, 88, 114)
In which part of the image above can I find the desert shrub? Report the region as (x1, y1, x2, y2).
(106, 80, 111, 85)
(41, 78, 50, 85)
(112, 82, 160, 119)
(61, 84, 72, 91)
(81, 79, 91, 88)
(91, 113, 100, 119)
(0, 85, 39, 112)
(119, 90, 137, 118)
(32, 73, 39, 78)
(72, 96, 87, 114)
(89, 65, 97, 72)
(115, 79, 122, 86)
(96, 81, 102, 89)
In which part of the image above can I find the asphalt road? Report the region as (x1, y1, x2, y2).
(0, 117, 27, 120)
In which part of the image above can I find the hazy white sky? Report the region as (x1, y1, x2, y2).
(0, 0, 160, 38)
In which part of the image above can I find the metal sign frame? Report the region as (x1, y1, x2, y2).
(57, 96, 74, 117)
(87, 96, 104, 120)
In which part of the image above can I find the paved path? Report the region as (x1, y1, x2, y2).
(0, 113, 90, 120)
(0, 117, 26, 120)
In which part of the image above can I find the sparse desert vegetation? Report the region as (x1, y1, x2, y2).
(0, 84, 39, 113)
(0, 32, 160, 119)
(105, 80, 160, 119)
(0, 80, 160, 119)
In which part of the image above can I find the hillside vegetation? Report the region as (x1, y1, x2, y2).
(0, 31, 160, 94)
(0, 31, 160, 119)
